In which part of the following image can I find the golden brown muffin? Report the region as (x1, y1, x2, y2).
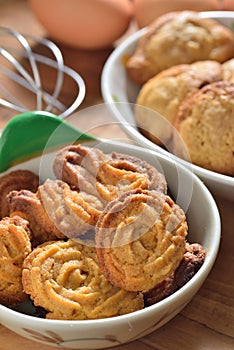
(22, 239, 144, 320)
(127, 11, 234, 85)
(53, 144, 167, 201)
(135, 60, 223, 146)
(0, 170, 39, 219)
(222, 58, 234, 83)
(173, 81, 234, 175)
(143, 242, 206, 306)
(96, 189, 188, 292)
(0, 215, 31, 305)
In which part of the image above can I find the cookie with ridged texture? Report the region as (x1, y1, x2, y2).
(22, 239, 144, 320)
(7, 188, 65, 247)
(38, 179, 103, 238)
(0, 170, 39, 219)
(127, 11, 234, 85)
(173, 81, 234, 175)
(135, 60, 223, 146)
(143, 242, 206, 306)
(96, 189, 188, 292)
(7, 178, 102, 243)
(53, 144, 167, 202)
(0, 215, 31, 305)
(110, 151, 167, 194)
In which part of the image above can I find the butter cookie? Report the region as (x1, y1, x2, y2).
(22, 239, 144, 319)
(38, 179, 102, 238)
(7, 188, 64, 246)
(53, 144, 167, 203)
(0, 170, 39, 218)
(0, 215, 31, 305)
(96, 189, 188, 292)
(143, 242, 206, 306)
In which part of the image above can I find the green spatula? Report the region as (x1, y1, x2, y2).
(0, 111, 96, 172)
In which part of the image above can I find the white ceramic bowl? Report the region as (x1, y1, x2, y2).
(0, 139, 220, 349)
(101, 11, 234, 201)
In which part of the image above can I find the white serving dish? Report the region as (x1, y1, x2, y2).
(101, 11, 234, 201)
(0, 139, 220, 349)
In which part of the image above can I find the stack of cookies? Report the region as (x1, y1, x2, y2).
(126, 11, 234, 176)
(0, 144, 205, 319)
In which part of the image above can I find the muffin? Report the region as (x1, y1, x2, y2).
(222, 58, 234, 83)
(135, 60, 223, 146)
(127, 11, 234, 85)
(173, 81, 234, 175)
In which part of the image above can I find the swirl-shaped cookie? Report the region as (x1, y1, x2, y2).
(0, 215, 31, 305)
(96, 189, 188, 292)
(127, 11, 234, 85)
(7, 178, 105, 242)
(7, 188, 64, 247)
(22, 239, 144, 320)
(53, 144, 167, 204)
(0, 170, 39, 219)
(143, 242, 206, 306)
(39, 179, 102, 239)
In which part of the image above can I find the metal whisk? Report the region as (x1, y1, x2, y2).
(0, 27, 85, 118)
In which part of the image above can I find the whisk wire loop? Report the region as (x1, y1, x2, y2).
(0, 27, 85, 118)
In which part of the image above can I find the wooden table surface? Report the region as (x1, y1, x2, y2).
(0, 1, 233, 349)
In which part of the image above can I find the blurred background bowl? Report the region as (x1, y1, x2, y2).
(101, 11, 234, 201)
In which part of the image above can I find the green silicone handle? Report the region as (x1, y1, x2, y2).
(0, 111, 96, 172)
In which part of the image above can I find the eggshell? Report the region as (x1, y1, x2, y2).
(133, 0, 224, 28)
(29, 0, 133, 49)
(221, 0, 234, 11)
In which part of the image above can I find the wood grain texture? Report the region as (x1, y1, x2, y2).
(0, 1, 233, 349)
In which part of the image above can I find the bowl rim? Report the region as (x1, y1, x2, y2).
(101, 11, 234, 189)
(0, 140, 221, 326)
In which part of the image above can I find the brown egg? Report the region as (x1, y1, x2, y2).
(133, 0, 225, 28)
(29, 0, 133, 49)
